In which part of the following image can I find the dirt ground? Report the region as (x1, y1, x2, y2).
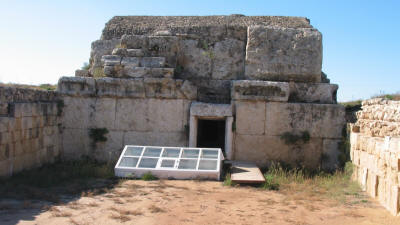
(0, 180, 399, 225)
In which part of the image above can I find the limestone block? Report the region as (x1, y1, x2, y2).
(322, 139, 342, 171)
(94, 131, 124, 162)
(177, 39, 212, 79)
(21, 117, 33, 130)
(176, 80, 197, 100)
(112, 48, 128, 56)
(289, 82, 338, 104)
(121, 57, 140, 67)
(190, 102, 232, 117)
(121, 35, 148, 49)
(389, 137, 400, 153)
(211, 39, 245, 80)
(232, 80, 289, 102)
(149, 68, 174, 78)
(0, 117, 9, 132)
(0, 159, 12, 177)
(62, 97, 94, 129)
(123, 67, 149, 78)
(148, 99, 184, 132)
(144, 78, 177, 98)
(147, 36, 179, 67)
(196, 80, 231, 104)
(75, 69, 89, 77)
(140, 57, 165, 68)
(115, 98, 150, 131)
(90, 98, 116, 129)
(127, 49, 144, 57)
(62, 128, 91, 159)
(389, 186, 400, 215)
(265, 102, 312, 136)
(13, 103, 33, 118)
(57, 77, 96, 96)
(350, 132, 359, 151)
(235, 101, 265, 135)
(245, 26, 322, 82)
(102, 55, 122, 66)
(123, 131, 187, 148)
(90, 39, 120, 70)
(95, 77, 145, 98)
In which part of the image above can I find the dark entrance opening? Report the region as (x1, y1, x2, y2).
(197, 119, 226, 153)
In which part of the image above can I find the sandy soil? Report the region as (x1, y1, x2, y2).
(0, 180, 399, 225)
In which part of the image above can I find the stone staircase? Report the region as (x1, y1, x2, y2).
(101, 46, 175, 79)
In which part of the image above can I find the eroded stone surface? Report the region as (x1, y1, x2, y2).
(232, 80, 289, 102)
(190, 102, 232, 117)
(245, 26, 322, 82)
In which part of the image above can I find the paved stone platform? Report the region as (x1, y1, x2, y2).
(230, 161, 266, 184)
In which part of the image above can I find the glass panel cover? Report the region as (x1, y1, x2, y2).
(119, 157, 139, 167)
(124, 146, 143, 156)
(160, 159, 175, 168)
(162, 148, 181, 158)
(143, 147, 162, 157)
(201, 149, 219, 159)
(178, 159, 197, 169)
(198, 160, 218, 170)
(181, 149, 199, 158)
(138, 158, 158, 168)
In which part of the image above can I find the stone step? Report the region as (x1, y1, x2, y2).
(102, 55, 166, 68)
(124, 67, 174, 78)
(112, 48, 144, 57)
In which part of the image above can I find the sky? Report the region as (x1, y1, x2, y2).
(0, 0, 399, 102)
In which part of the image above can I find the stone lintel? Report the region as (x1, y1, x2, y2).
(232, 80, 289, 102)
(190, 102, 232, 117)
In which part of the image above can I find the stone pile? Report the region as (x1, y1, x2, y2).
(351, 98, 400, 216)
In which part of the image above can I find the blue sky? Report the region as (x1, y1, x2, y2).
(0, 0, 399, 102)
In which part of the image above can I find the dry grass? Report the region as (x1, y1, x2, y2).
(109, 206, 143, 216)
(49, 206, 73, 217)
(109, 213, 130, 222)
(148, 204, 166, 213)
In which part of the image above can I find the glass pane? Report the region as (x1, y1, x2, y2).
(143, 147, 162, 157)
(124, 146, 143, 156)
(118, 157, 139, 167)
(138, 158, 158, 168)
(178, 159, 197, 170)
(162, 148, 181, 158)
(198, 160, 217, 170)
(181, 149, 199, 158)
(201, 149, 219, 159)
(160, 159, 175, 168)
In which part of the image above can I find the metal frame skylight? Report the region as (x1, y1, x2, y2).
(114, 145, 223, 180)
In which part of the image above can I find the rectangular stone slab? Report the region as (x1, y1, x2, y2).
(231, 161, 265, 184)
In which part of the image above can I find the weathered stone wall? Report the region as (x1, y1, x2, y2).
(350, 98, 400, 216)
(58, 77, 192, 162)
(0, 86, 62, 177)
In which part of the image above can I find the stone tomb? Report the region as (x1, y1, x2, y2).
(56, 15, 344, 170)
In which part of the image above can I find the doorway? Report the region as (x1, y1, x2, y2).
(197, 119, 226, 153)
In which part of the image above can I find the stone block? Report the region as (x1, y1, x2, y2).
(0, 159, 12, 177)
(123, 131, 187, 148)
(176, 80, 197, 100)
(57, 76, 96, 96)
(235, 101, 265, 135)
(190, 102, 232, 117)
(121, 57, 140, 67)
(140, 57, 165, 68)
(90, 98, 116, 129)
(123, 67, 149, 78)
(196, 80, 231, 104)
(0, 117, 9, 133)
(121, 35, 148, 49)
(75, 69, 89, 77)
(94, 131, 124, 162)
(232, 80, 289, 102)
(90, 39, 120, 69)
(289, 82, 338, 104)
(144, 78, 177, 98)
(115, 99, 150, 131)
(265, 102, 345, 139)
(148, 99, 184, 132)
(245, 26, 322, 82)
(62, 128, 91, 159)
(147, 36, 179, 67)
(177, 39, 212, 79)
(127, 49, 144, 57)
(62, 97, 94, 129)
(321, 139, 341, 171)
(95, 77, 145, 98)
(234, 134, 322, 168)
(112, 48, 128, 56)
(211, 38, 245, 80)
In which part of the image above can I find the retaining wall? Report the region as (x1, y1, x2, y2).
(0, 86, 62, 177)
(351, 98, 400, 216)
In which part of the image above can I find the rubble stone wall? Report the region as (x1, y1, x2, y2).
(351, 98, 400, 215)
(0, 86, 62, 177)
